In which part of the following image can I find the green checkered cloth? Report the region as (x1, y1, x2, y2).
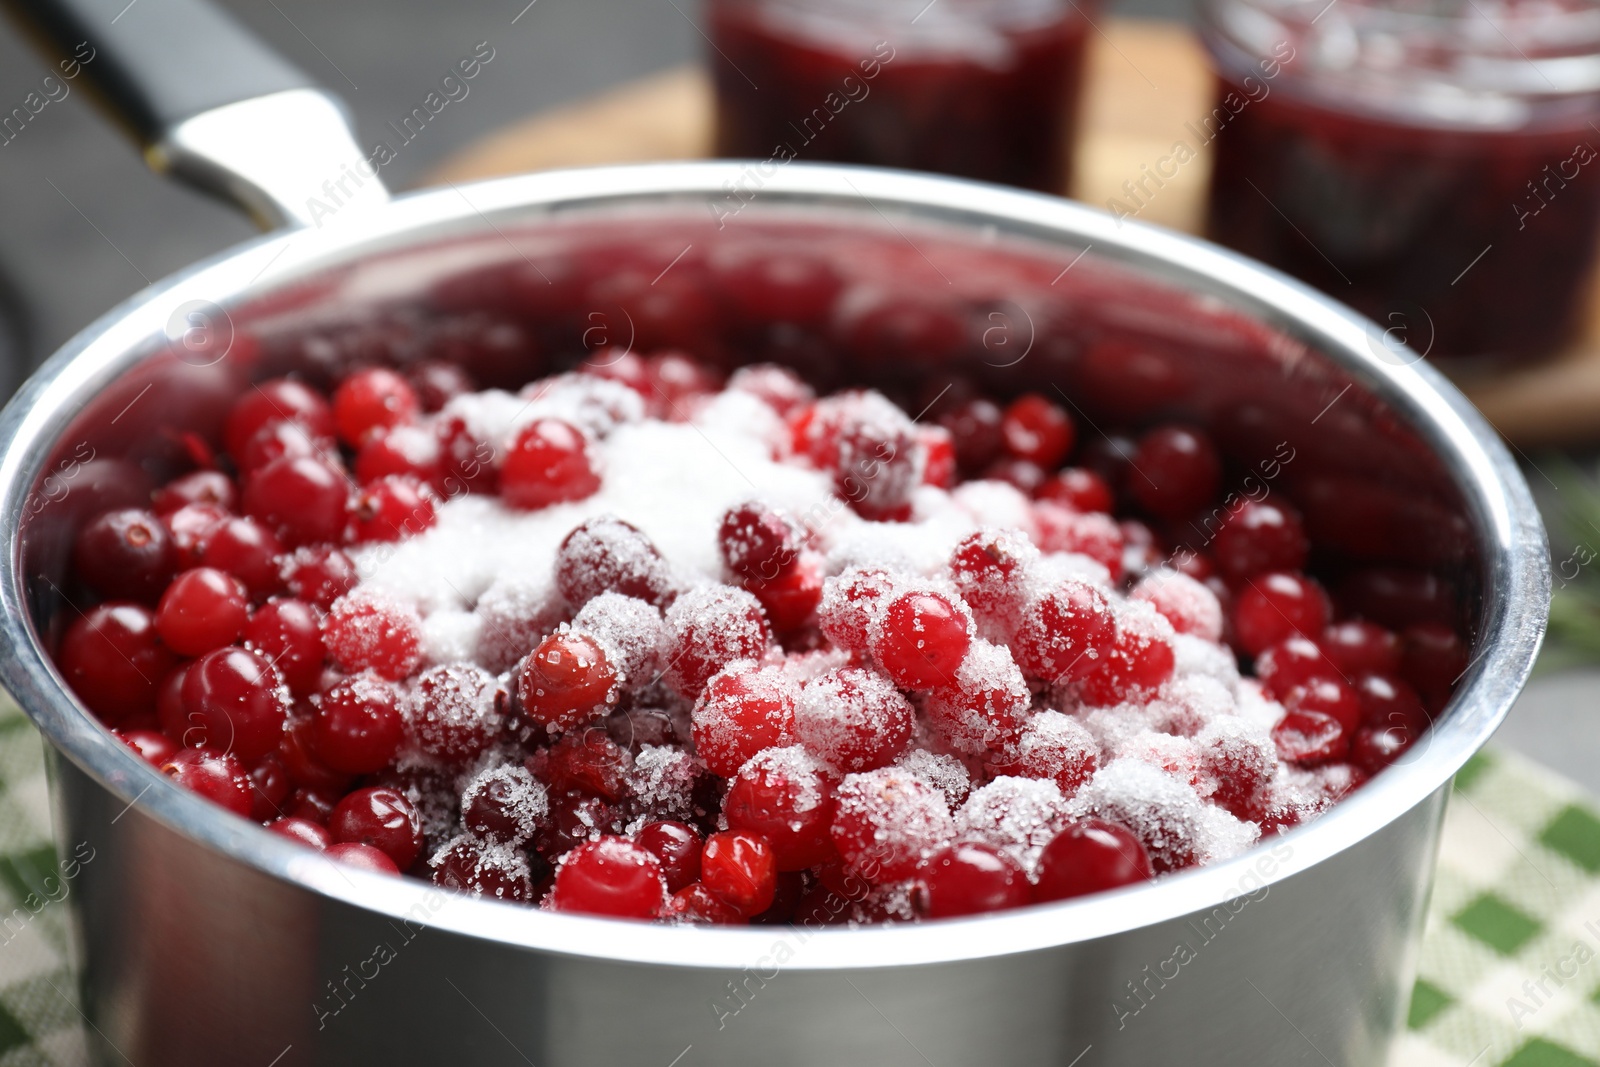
(0, 694, 1595, 1067)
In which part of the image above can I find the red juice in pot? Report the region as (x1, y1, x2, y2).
(708, 0, 1093, 193)
(1201, 0, 1600, 364)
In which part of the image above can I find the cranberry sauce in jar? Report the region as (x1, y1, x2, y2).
(1201, 0, 1600, 364)
(708, 0, 1093, 193)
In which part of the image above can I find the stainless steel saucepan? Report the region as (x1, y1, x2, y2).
(0, 1, 1549, 1063)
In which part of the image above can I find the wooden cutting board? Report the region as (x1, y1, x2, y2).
(431, 19, 1600, 449)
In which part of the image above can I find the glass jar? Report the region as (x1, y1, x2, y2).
(1200, 0, 1600, 364)
(708, 0, 1094, 192)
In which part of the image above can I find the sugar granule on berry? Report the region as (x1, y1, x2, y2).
(954, 776, 1070, 877)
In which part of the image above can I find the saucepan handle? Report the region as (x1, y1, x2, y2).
(1, 0, 389, 229)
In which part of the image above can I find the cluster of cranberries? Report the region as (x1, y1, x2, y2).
(54, 346, 1465, 925)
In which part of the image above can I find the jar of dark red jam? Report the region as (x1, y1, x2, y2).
(1201, 0, 1600, 364)
(708, 0, 1094, 193)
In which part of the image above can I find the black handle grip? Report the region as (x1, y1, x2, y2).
(2, 0, 316, 144)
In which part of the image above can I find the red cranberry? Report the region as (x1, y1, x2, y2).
(535, 789, 625, 859)
(329, 786, 424, 869)
(312, 672, 405, 774)
(1401, 623, 1468, 712)
(502, 419, 600, 510)
(159, 747, 253, 817)
(278, 715, 354, 793)
(663, 585, 770, 698)
(1130, 570, 1223, 642)
(248, 751, 293, 821)
(286, 784, 344, 824)
(1033, 819, 1153, 901)
(661, 883, 744, 924)
(872, 591, 972, 690)
(924, 642, 1030, 756)
(745, 552, 824, 635)
(1129, 425, 1222, 521)
(201, 516, 285, 599)
(635, 820, 704, 892)
(1355, 673, 1430, 733)
(223, 378, 335, 460)
(935, 397, 1004, 474)
(243, 455, 350, 547)
(723, 748, 836, 870)
(435, 414, 500, 496)
(324, 842, 401, 875)
(517, 631, 617, 732)
(152, 470, 236, 515)
(462, 764, 548, 845)
(332, 367, 420, 446)
(429, 835, 534, 900)
(1077, 608, 1176, 706)
(984, 457, 1048, 495)
(718, 500, 800, 584)
(690, 664, 799, 776)
(350, 475, 437, 543)
(177, 646, 290, 763)
(1273, 707, 1351, 766)
(154, 567, 249, 656)
(1000, 394, 1074, 468)
(554, 517, 678, 609)
(795, 668, 914, 773)
(830, 768, 954, 881)
(406, 360, 476, 412)
(241, 598, 324, 696)
(1213, 500, 1309, 581)
(72, 508, 175, 603)
(57, 603, 177, 723)
(948, 529, 1035, 634)
(817, 566, 897, 653)
(913, 843, 1031, 918)
(1033, 505, 1126, 582)
(236, 420, 336, 476)
(919, 425, 956, 488)
(549, 836, 667, 918)
(268, 816, 332, 849)
(700, 829, 777, 916)
(281, 545, 358, 610)
(1351, 721, 1417, 773)
(1232, 572, 1331, 657)
(117, 728, 177, 765)
(539, 731, 634, 802)
(1321, 620, 1402, 677)
(322, 593, 423, 680)
(1013, 580, 1115, 683)
(1254, 634, 1339, 697)
(162, 503, 229, 570)
(726, 363, 816, 416)
(1036, 468, 1113, 513)
(410, 663, 501, 767)
(1283, 676, 1361, 732)
(355, 424, 443, 487)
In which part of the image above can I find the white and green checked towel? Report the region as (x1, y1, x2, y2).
(0, 694, 1594, 1067)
